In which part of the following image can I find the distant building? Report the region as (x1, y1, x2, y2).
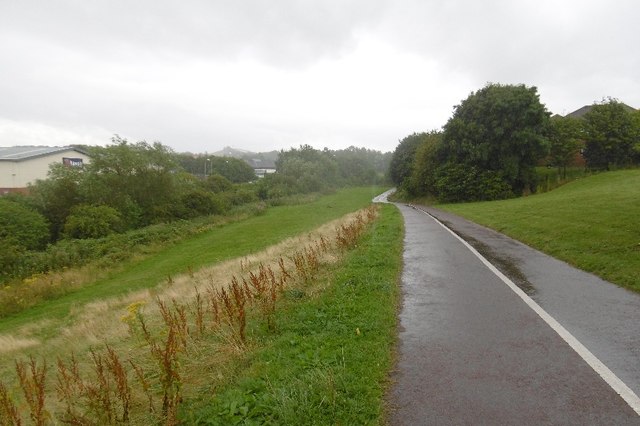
(0, 146, 91, 194)
(253, 167, 277, 178)
(244, 158, 277, 178)
(565, 103, 636, 119)
(210, 146, 279, 178)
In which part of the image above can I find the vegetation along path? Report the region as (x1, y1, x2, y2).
(0, 187, 383, 336)
(0, 188, 404, 424)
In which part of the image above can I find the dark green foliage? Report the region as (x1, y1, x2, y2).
(63, 205, 123, 239)
(255, 173, 298, 200)
(28, 137, 244, 240)
(83, 136, 182, 227)
(0, 198, 50, 250)
(205, 174, 233, 193)
(275, 145, 339, 193)
(208, 157, 257, 183)
(404, 131, 442, 196)
(439, 83, 550, 198)
(388, 133, 427, 186)
(175, 153, 258, 183)
(333, 146, 389, 185)
(583, 99, 639, 170)
(548, 116, 584, 178)
(434, 163, 513, 202)
(178, 190, 228, 218)
(30, 163, 85, 240)
(224, 185, 259, 206)
(0, 203, 46, 284)
(0, 215, 225, 290)
(0, 238, 27, 283)
(633, 110, 640, 160)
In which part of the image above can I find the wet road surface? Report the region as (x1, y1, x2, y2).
(386, 201, 640, 425)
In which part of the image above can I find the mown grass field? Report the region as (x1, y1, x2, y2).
(0, 187, 404, 424)
(439, 169, 640, 292)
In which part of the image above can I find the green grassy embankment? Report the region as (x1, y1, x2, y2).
(0, 190, 404, 425)
(182, 203, 403, 424)
(439, 169, 640, 292)
(0, 187, 385, 336)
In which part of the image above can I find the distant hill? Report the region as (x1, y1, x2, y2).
(213, 146, 279, 169)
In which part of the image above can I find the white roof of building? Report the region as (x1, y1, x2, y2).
(0, 146, 87, 162)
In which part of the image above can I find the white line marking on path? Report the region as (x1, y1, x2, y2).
(411, 205, 640, 416)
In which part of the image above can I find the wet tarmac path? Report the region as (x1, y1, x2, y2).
(382, 198, 640, 425)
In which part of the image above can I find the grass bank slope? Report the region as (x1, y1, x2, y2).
(183, 203, 403, 424)
(0, 199, 403, 424)
(439, 170, 640, 292)
(0, 187, 385, 335)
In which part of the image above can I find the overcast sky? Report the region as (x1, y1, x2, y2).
(1, 1, 638, 154)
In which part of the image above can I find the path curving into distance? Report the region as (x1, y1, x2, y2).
(375, 192, 640, 425)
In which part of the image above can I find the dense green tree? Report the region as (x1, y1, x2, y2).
(177, 189, 228, 218)
(333, 149, 377, 186)
(208, 157, 257, 183)
(434, 164, 513, 202)
(0, 198, 50, 250)
(275, 145, 339, 193)
(255, 173, 298, 200)
(405, 131, 442, 196)
(83, 136, 182, 226)
(206, 173, 234, 193)
(389, 133, 429, 186)
(632, 110, 640, 161)
(583, 99, 637, 170)
(174, 152, 207, 176)
(30, 162, 86, 239)
(548, 116, 584, 178)
(439, 83, 550, 198)
(333, 146, 390, 184)
(63, 204, 123, 239)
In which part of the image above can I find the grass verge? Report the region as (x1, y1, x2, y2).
(181, 203, 403, 425)
(0, 203, 403, 424)
(0, 187, 385, 335)
(438, 169, 640, 292)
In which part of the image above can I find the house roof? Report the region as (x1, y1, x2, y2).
(565, 103, 636, 119)
(0, 146, 88, 162)
(245, 158, 277, 169)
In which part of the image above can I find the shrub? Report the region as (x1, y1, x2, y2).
(63, 205, 123, 240)
(434, 164, 513, 203)
(179, 190, 229, 218)
(206, 174, 233, 193)
(223, 187, 258, 206)
(0, 198, 50, 250)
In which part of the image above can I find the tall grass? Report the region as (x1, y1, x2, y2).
(439, 169, 640, 292)
(182, 203, 403, 424)
(0, 203, 394, 424)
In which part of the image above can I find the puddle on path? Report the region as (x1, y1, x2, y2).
(440, 219, 537, 296)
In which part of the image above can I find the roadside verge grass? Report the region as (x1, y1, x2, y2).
(438, 169, 640, 292)
(0, 202, 403, 424)
(182, 203, 403, 424)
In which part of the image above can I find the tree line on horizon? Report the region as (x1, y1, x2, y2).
(390, 83, 640, 202)
(0, 138, 390, 282)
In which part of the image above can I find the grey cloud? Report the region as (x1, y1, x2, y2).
(0, 0, 389, 66)
(1, 0, 639, 153)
